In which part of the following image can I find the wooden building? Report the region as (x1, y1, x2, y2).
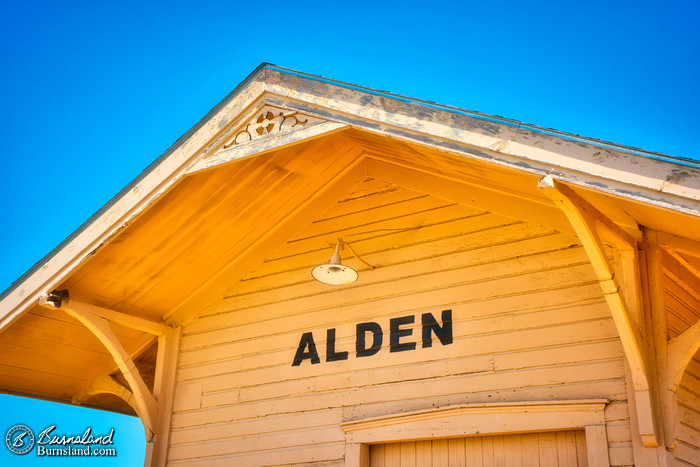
(1, 64, 699, 466)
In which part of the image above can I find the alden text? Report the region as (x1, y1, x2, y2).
(292, 309, 453, 366)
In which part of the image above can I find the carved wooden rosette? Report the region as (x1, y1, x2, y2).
(223, 106, 325, 148)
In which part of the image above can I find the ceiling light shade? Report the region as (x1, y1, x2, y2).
(312, 242, 358, 285)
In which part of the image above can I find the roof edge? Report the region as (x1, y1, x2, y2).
(2, 63, 699, 308)
(265, 65, 700, 169)
(0, 63, 273, 302)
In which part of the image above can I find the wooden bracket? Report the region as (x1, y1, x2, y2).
(538, 175, 658, 447)
(72, 375, 140, 412)
(64, 302, 158, 439)
(56, 299, 172, 336)
(38, 296, 177, 448)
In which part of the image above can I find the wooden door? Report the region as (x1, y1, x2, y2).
(369, 430, 588, 466)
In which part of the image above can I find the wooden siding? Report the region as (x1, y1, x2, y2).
(675, 351, 700, 466)
(661, 249, 700, 339)
(168, 178, 633, 466)
(3, 67, 700, 445)
(370, 431, 588, 466)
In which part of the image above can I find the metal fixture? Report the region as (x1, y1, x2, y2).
(312, 239, 360, 285)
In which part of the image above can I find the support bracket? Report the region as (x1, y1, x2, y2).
(38, 295, 175, 447)
(538, 175, 658, 447)
(72, 375, 140, 414)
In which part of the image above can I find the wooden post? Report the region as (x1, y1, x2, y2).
(345, 443, 369, 467)
(645, 231, 678, 456)
(584, 425, 611, 467)
(152, 326, 182, 467)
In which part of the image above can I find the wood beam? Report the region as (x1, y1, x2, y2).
(366, 157, 575, 236)
(101, 334, 158, 381)
(63, 333, 156, 423)
(72, 375, 132, 404)
(60, 299, 171, 336)
(538, 175, 658, 447)
(70, 333, 156, 411)
(656, 231, 700, 259)
(545, 180, 639, 249)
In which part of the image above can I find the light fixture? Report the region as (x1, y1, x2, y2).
(312, 239, 359, 285)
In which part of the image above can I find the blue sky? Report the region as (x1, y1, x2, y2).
(0, 395, 144, 465)
(1, 0, 699, 464)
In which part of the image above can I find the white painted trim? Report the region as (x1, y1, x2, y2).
(263, 71, 700, 206)
(187, 121, 347, 174)
(262, 92, 700, 216)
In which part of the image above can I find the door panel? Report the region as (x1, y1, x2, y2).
(369, 430, 588, 466)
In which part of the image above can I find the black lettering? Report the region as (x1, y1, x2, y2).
(390, 315, 416, 352)
(356, 322, 383, 357)
(422, 309, 453, 347)
(292, 332, 321, 366)
(326, 328, 348, 362)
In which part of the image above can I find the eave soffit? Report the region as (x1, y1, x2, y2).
(3, 63, 700, 332)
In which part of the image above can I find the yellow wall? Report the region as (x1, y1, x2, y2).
(675, 351, 700, 465)
(168, 180, 633, 465)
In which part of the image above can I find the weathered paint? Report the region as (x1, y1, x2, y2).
(1, 65, 699, 467)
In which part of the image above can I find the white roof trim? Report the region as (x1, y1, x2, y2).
(2, 64, 699, 330)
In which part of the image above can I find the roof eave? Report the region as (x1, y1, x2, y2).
(2, 63, 699, 331)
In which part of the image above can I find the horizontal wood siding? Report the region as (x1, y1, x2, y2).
(168, 180, 632, 465)
(675, 353, 700, 466)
